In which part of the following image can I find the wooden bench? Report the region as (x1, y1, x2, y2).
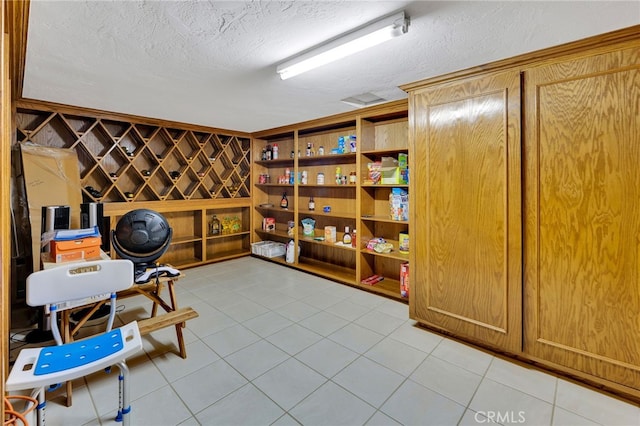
(138, 307, 199, 358)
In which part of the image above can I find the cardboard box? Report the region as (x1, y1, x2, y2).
(51, 236, 102, 263)
(380, 156, 408, 185)
(20, 144, 83, 270)
(324, 226, 336, 243)
(262, 217, 276, 231)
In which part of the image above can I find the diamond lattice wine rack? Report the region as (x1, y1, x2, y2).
(15, 107, 251, 202)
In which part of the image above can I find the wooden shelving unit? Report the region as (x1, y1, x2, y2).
(15, 105, 252, 202)
(251, 100, 409, 300)
(15, 102, 252, 269)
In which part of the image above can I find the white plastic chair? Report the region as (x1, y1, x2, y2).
(6, 259, 143, 426)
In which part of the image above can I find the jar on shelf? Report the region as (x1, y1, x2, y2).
(317, 172, 325, 185)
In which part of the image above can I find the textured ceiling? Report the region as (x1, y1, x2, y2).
(23, 1, 640, 133)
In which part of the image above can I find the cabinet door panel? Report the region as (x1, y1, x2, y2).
(524, 46, 640, 390)
(410, 70, 522, 352)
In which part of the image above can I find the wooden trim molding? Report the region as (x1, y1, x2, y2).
(1, 0, 17, 413)
(252, 99, 408, 139)
(5, 0, 28, 100)
(401, 24, 640, 91)
(16, 98, 253, 138)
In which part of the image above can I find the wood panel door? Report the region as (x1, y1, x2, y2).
(523, 45, 640, 391)
(409, 70, 522, 352)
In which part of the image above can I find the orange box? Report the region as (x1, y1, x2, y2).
(50, 237, 101, 263)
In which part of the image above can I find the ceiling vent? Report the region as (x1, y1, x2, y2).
(341, 92, 387, 108)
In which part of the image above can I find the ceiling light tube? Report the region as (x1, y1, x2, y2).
(276, 11, 409, 80)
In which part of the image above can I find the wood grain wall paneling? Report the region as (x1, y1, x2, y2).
(524, 44, 640, 391)
(410, 69, 522, 352)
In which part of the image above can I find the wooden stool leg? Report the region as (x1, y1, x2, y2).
(175, 322, 187, 359)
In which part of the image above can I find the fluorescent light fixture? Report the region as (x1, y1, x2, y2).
(276, 11, 409, 80)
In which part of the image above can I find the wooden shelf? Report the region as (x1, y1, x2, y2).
(210, 248, 251, 261)
(297, 256, 355, 284)
(254, 159, 294, 167)
(298, 153, 356, 166)
(255, 228, 291, 240)
(299, 235, 356, 251)
(171, 235, 201, 245)
(252, 100, 409, 301)
(205, 231, 250, 241)
(361, 215, 409, 224)
(255, 183, 295, 188)
(356, 277, 403, 299)
(360, 184, 409, 189)
(361, 247, 409, 262)
(297, 209, 355, 219)
(361, 148, 409, 156)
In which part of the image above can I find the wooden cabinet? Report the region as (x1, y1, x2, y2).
(408, 69, 523, 352)
(14, 101, 252, 269)
(252, 101, 410, 298)
(405, 27, 640, 400)
(523, 45, 640, 392)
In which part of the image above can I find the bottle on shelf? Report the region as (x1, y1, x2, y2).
(272, 143, 279, 159)
(335, 166, 341, 185)
(261, 148, 267, 161)
(280, 192, 289, 209)
(209, 215, 221, 236)
(306, 142, 312, 157)
(351, 229, 357, 248)
(308, 196, 315, 210)
(342, 226, 352, 245)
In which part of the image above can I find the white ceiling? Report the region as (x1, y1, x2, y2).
(23, 1, 639, 133)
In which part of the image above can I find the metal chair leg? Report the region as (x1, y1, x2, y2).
(114, 361, 131, 426)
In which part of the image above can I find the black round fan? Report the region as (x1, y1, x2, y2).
(111, 209, 172, 275)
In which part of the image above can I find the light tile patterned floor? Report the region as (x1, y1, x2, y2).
(11, 257, 640, 425)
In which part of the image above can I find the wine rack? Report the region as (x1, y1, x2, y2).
(15, 107, 251, 203)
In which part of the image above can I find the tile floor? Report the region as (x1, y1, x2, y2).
(9, 257, 640, 425)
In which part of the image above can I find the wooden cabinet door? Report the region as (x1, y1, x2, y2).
(523, 45, 640, 391)
(409, 70, 522, 352)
